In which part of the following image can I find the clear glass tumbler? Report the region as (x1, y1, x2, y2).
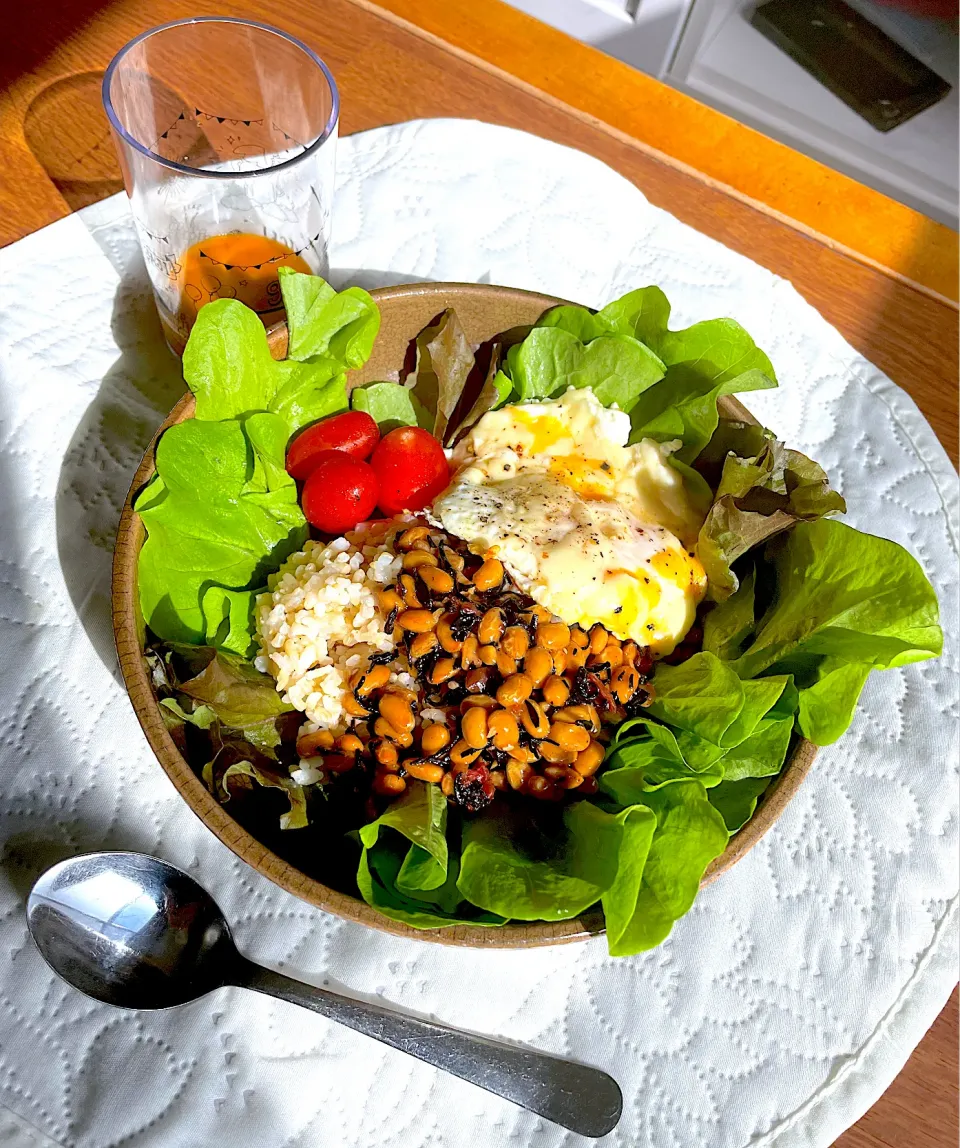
(103, 17, 339, 355)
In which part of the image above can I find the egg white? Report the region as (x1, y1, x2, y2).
(431, 387, 709, 654)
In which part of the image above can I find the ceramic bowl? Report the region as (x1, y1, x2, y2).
(112, 282, 816, 947)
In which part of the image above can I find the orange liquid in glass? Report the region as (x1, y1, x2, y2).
(160, 232, 311, 355)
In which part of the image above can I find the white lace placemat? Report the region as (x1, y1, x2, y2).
(0, 119, 956, 1148)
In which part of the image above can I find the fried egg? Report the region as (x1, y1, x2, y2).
(431, 387, 708, 654)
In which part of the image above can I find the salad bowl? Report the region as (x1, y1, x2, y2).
(112, 281, 817, 948)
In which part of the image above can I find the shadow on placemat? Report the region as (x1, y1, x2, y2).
(331, 268, 439, 291)
(0, 818, 166, 911)
(55, 273, 185, 685)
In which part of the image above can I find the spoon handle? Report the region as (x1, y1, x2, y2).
(236, 959, 621, 1138)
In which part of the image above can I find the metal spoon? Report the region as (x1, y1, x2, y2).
(26, 851, 621, 1137)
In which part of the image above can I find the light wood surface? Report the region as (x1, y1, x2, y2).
(0, 0, 955, 1143)
(370, 0, 959, 305)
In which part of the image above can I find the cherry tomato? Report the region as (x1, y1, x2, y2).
(370, 427, 450, 515)
(286, 411, 380, 480)
(301, 450, 379, 534)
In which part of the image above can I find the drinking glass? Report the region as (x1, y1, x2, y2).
(103, 17, 339, 355)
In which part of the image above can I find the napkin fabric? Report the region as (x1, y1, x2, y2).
(0, 119, 956, 1148)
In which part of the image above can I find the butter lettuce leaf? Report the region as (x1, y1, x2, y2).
(720, 676, 790, 748)
(597, 287, 671, 350)
(720, 519, 942, 746)
(505, 327, 665, 410)
(601, 735, 689, 804)
(245, 411, 298, 492)
(359, 844, 460, 928)
(457, 801, 625, 921)
(629, 365, 776, 464)
(501, 288, 775, 459)
(602, 748, 724, 800)
(396, 844, 448, 898)
(536, 304, 615, 343)
(796, 657, 873, 745)
(182, 293, 349, 433)
(604, 780, 728, 953)
(733, 520, 943, 679)
(658, 320, 775, 389)
(350, 381, 432, 432)
(357, 785, 458, 927)
(357, 785, 505, 928)
(718, 714, 794, 782)
(278, 267, 380, 368)
(646, 652, 746, 745)
(708, 776, 773, 833)
(359, 781, 449, 878)
(137, 417, 306, 644)
(200, 586, 259, 658)
(359, 839, 505, 928)
(703, 567, 757, 661)
(139, 272, 360, 659)
(594, 286, 777, 460)
(183, 299, 281, 421)
(603, 719, 725, 797)
(268, 357, 348, 433)
(597, 806, 658, 956)
(602, 671, 792, 810)
(600, 287, 775, 386)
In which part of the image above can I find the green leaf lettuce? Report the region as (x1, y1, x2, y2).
(136, 415, 306, 644)
(350, 382, 432, 432)
(182, 297, 348, 432)
(506, 327, 665, 410)
(733, 519, 942, 678)
(278, 266, 380, 368)
(357, 785, 505, 928)
(603, 780, 728, 954)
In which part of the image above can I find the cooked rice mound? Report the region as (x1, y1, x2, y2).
(254, 535, 405, 732)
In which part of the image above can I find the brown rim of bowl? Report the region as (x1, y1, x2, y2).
(112, 281, 816, 948)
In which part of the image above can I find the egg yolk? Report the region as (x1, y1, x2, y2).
(432, 388, 711, 654)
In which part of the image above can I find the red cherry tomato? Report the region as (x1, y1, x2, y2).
(300, 450, 379, 534)
(369, 427, 450, 515)
(286, 411, 380, 480)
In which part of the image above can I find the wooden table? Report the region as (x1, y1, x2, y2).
(0, 1, 956, 1144)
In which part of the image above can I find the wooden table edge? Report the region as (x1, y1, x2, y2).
(358, 0, 958, 307)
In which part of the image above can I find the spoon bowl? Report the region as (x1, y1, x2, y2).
(27, 851, 623, 1138)
(27, 852, 236, 1009)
